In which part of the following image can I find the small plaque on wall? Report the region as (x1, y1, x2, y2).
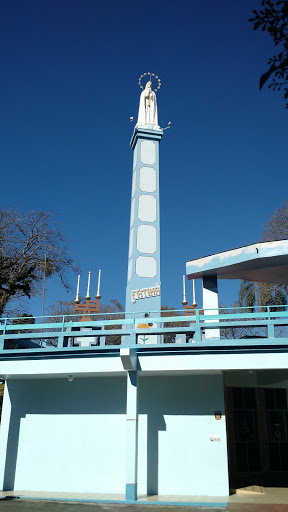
(210, 434, 221, 442)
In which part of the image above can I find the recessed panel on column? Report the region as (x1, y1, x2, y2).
(129, 227, 134, 258)
(138, 195, 156, 223)
(132, 169, 136, 197)
(130, 198, 135, 227)
(136, 256, 157, 278)
(137, 225, 157, 254)
(139, 167, 156, 193)
(125, 126, 162, 316)
(133, 146, 137, 170)
(140, 140, 156, 165)
(128, 259, 132, 281)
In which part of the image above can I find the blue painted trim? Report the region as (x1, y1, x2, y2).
(8, 496, 227, 507)
(130, 127, 163, 149)
(126, 483, 137, 501)
(1, 305, 288, 357)
(1, 340, 288, 364)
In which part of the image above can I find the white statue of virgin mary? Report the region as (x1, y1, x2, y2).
(137, 81, 159, 128)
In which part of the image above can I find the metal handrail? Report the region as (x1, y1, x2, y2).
(0, 305, 287, 353)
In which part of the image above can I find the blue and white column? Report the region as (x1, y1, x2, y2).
(125, 127, 163, 324)
(203, 275, 220, 339)
(125, 371, 138, 501)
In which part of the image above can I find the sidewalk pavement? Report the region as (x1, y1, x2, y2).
(0, 499, 224, 512)
(0, 498, 288, 512)
(1, 486, 288, 512)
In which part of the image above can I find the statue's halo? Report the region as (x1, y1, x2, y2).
(138, 73, 161, 92)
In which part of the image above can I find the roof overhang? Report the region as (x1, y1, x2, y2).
(186, 240, 288, 284)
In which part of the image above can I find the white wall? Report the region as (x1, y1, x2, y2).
(2, 377, 126, 493)
(2, 351, 288, 381)
(137, 374, 229, 496)
(0, 373, 229, 497)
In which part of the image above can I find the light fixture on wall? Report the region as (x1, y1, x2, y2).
(68, 375, 74, 382)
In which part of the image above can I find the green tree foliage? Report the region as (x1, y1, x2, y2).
(100, 300, 124, 345)
(10, 313, 35, 334)
(249, 0, 288, 107)
(0, 208, 78, 317)
(161, 305, 189, 343)
(239, 280, 287, 309)
(48, 301, 186, 344)
(48, 299, 80, 321)
(11, 313, 35, 325)
(262, 199, 288, 241)
(48, 298, 124, 345)
(239, 199, 288, 309)
(48, 299, 124, 319)
(220, 302, 267, 339)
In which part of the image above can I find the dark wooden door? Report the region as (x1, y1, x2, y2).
(226, 386, 288, 488)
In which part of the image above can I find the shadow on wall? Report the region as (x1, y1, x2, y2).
(2, 376, 127, 491)
(138, 374, 225, 496)
(147, 411, 166, 495)
(2, 374, 226, 495)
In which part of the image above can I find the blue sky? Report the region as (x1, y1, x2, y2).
(1, 0, 287, 317)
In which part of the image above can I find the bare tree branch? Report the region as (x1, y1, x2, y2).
(0, 208, 79, 316)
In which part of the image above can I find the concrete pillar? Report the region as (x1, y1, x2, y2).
(126, 128, 163, 324)
(0, 382, 11, 490)
(125, 371, 138, 501)
(202, 275, 220, 339)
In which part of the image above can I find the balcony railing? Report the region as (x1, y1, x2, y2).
(0, 305, 288, 355)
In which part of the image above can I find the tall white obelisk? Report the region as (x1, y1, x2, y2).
(125, 74, 163, 323)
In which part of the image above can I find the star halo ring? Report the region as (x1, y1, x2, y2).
(138, 72, 161, 92)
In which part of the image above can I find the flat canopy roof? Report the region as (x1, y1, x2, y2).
(186, 240, 288, 284)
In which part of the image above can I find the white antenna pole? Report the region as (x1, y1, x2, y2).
(75, 274, 80, 302)
(192, 279, 196, 305)
(86, 271, 91, 299)
(182, 275, 187, 305)
(96, 269, 101, 298)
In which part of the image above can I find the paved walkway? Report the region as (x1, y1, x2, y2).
(0, 499, 288, 512)
(0, 499, 223, 512)
(0, 488, 287, 512)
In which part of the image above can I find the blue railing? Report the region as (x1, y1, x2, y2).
(0, 305, 288, 353)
